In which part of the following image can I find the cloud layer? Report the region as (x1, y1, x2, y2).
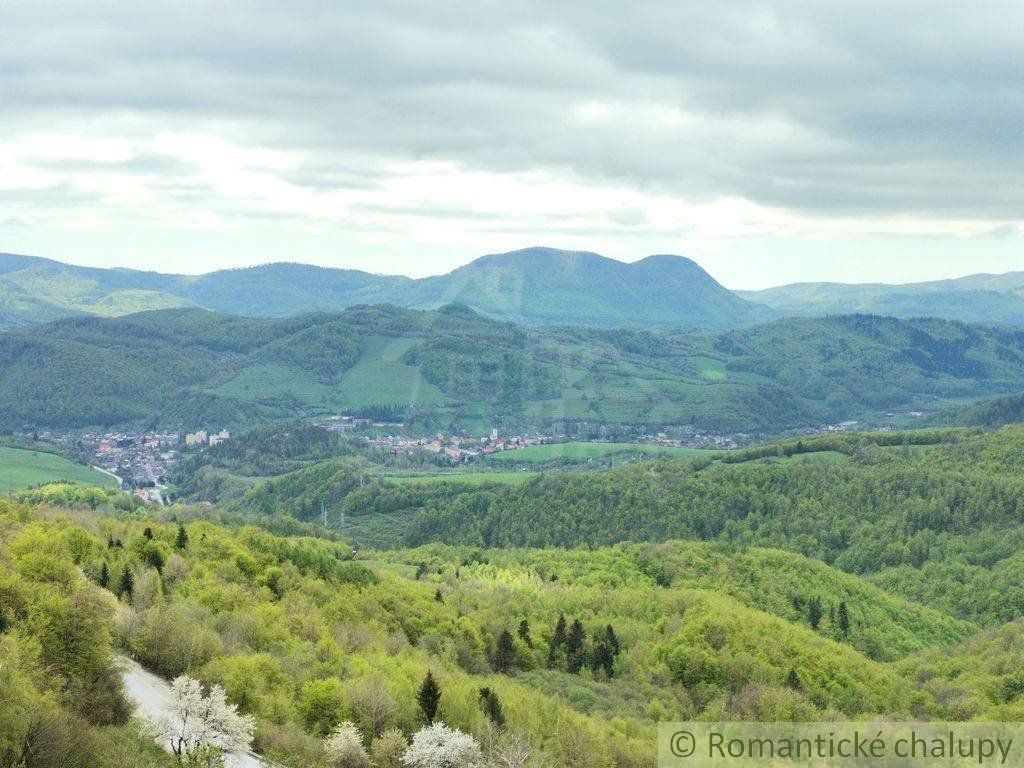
(2, 1, 1022, 284)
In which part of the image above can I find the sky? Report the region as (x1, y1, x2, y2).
(2, 1, 1023, 290)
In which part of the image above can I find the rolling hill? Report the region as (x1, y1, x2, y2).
(741, 271, 1024, 324)
(0, 247, 772, 331)
(4, 306, 1024, 434)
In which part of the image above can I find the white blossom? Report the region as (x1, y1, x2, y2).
(156, 675, 256, 758)
(324, 721, 370, 768)
(402, 723, 484, 768)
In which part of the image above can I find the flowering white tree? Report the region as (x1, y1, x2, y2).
(402, 723, 483, 768)
(156, 675, 256, 760)
(324, 721, 371, 768)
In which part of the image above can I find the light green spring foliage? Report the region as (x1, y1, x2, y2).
(1, 490, 1023, 768)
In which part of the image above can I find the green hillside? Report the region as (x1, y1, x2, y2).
(5, 305, 1024, 434)
(0, 446, 116, 491)
(0, 493, 1006, 768)
(0, 248, 773, 331)
(741, 272, 1024, 325)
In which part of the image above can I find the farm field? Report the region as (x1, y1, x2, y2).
(0, 446, 117, 491)
(485, 440, 718, 464)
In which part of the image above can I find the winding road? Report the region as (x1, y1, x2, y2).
(117, 656, 277, 768)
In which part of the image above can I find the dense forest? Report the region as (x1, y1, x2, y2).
(5, 305, 1024, 434)
(5, 480, 1024, 768)
(223, 427, 1024, 627)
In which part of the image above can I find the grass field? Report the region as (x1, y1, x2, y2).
(0, 447, 117, 492)
(381, 471, 540, 486)
(485, 441, 718, 464)
(339, 336, 448, 408)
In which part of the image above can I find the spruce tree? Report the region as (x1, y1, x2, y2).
(118, 565, 134, 600)
(175, 524, 189, 550)
(417, 671, 441, 723)
(566, 619, 586, 674)
(605, 624, 620, 656)
(492, 630, 516, 674)
(143, 527, 154, 540)
(808, 596, 823, 630)
(517, 618, 533, 647)
(478, 687, 505, 726)
(99, 560, 110, 589)
(785, 669, 802, 691)
(838, 601, 851, 636)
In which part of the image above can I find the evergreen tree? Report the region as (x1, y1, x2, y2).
(838, 601, 851, 636)
(590, 640, 615, 678)
(107, 534, 115, 549)
(118, 565, 134, 600)
(605, 624, 620, 656)
(808, 596, 824, 630)
(517, 618, 533, 648)
(785, 669, 802, 691)
(434, 588, 443, 603)
(98, 561, 110, 589)
(566, 619, 586, 674)
(175, 524, 189, 550)
(478, 687, 505, 727)
(416, 671, 441, 723)
(492, 630, 516, 674)
(547, 614, 567, 667)
(551, 614, 567, 648)
(143, 527, 154, 540)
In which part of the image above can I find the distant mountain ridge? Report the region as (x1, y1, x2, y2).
(741, 271, 1024, 325)
(0, 247, 773, 331)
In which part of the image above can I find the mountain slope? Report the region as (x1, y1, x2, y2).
(742, 272, 1024, 324)
(403, 247, 773, 328)
(0, 248, 771, 331)
(5, 306, 1024, 433)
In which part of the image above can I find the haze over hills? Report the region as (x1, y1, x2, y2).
(741, 271, 1024, 325)
(4, 304, 1024, 434)
(0, 247, 773, 331)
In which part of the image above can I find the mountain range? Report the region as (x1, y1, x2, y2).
(741, 271, 1024, 325)
(0, 247, 773, 331)
(6, 247, 1024, 331)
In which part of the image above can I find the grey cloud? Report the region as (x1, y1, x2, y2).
(2, 1, 1024, 220)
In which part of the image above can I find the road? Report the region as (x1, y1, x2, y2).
(117, 656, 277, 768)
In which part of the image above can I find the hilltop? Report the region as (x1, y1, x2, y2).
(0, 247, 772, 331)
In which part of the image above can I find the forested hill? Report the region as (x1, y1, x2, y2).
(0, 247, 772, 331)
(4, 306, 1024, 433)
(238, 427, 1024, 628)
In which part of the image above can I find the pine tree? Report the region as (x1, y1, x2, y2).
(785, 669, 802, 691)
(107, 534, 115, 549)
(434, 588, 443, 603)
(143, 527, 154, 540)
(547, 614, 568, 668)
(478, 687, 505, 727)
(417, 671, 441, 723)
(551, 614, 567, 648)
(566, 619, 586, 674)
(590, 640, 615, 678)
(605, 624, 620, 656)
(118, 565, 134, 600)
(517, 618, 533, 648)
(492, 630, 516, 674)
(838, 601, 851, 636)
(99, 561, 110, 589)
(808, 596, 823, 630)
(175, 524, 189, 550)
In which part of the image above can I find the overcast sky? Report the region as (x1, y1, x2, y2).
(2, 1, 1022, 289)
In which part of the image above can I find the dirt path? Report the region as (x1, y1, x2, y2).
(117, 655, 277, 768)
